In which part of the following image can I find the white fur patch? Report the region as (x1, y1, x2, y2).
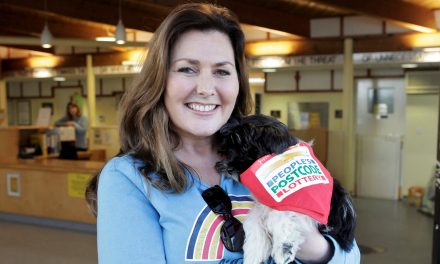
(242, 203, 318, 264)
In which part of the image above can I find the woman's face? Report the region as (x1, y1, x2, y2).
(165, 30, 239, 139)
(69, 105, 78, 116)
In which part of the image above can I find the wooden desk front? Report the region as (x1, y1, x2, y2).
(0, 159, 103, 224)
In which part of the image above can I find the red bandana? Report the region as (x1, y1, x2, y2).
(240, 142, 333, 224)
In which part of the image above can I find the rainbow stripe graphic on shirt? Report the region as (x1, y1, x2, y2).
(185, 195, 254, 261)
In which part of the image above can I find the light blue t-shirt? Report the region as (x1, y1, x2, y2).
(55, 116, 88, 149)
(97, 155, 360, 263)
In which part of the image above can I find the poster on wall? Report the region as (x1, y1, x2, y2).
(287, 102, 329, 130)
(35, 107, 52, 126)
(17, 100, 31, 125)
(41, 102, 53, 115)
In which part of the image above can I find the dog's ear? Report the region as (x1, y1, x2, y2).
(322, 179, 356, 251)
(215, 117, 242, 154)
(296, 137, 315, 147)
(216, 117, 240, 139)
(247, 115, 299, 155)
(215, 117, 260, 174)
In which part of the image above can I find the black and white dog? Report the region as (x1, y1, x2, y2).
(215, 114, 356, 264)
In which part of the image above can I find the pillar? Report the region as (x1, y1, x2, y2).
(342, 38, 356, 192)
(86, 55, 96, 149)
(0, 79, 7, 127)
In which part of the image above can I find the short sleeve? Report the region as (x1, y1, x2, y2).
(97, 157, 167, 263)
(325, 235, 361, 264)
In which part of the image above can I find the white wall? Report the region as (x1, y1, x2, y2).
(6, 76, 129, 161)
(260, 92, 343, 131)
(260, 69, 440, 197)
(403, 94, 439, 195)
(249, 85, 347, 189)
(6, 76, 130, 126)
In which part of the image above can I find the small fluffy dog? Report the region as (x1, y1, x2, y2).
(215, 115, 356, 264)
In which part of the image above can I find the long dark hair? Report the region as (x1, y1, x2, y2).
(85, 3, 251, 215)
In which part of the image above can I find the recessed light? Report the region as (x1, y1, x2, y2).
(249, 77, 265, 84)
(96, 37, 116, 42)
(53, 77, 66, 82)
(33, 68, 52, 78)
(260, 57, 284, 68)
(401, 64, 418, 69)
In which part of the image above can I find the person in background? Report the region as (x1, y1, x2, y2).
(55, 102, 88, 150)
(85, 3, 360, 264)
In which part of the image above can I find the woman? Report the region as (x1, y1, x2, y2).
(55, 102, 88, 150)
(87, 3, 360, 263)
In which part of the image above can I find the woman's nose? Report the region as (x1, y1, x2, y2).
(196, 72, 216, 96)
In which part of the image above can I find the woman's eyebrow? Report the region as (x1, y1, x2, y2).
(172, 58, 199, 65)
(172, 58, 234, 67)
(214, 61, 235, 67)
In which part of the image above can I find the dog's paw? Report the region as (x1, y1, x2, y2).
(272, 242, 298, 264)
(242, 207, 272, 264)
(243, 240, 270, 264)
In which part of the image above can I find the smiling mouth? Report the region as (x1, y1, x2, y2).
(186, 103, 218, 112)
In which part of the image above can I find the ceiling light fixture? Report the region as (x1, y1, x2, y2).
(401, 63, 418, 69)
(115, 0, 126, 45)
(54, 76, 66, 82)
(249, 77, 265, 84)
(260, 57, 285, 68)
(41, 24, 53, 48)
(96, 36, 116, 42)
(40, 0, 53, 48)
(33, 68, 52, 78)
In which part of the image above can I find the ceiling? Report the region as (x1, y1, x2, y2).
(0, 0, 439, 59)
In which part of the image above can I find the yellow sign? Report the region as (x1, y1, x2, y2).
(68, 173, 93, 198)
(308, 112, 321, 128)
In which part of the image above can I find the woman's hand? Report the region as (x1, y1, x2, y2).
(295, 226, 333, 263)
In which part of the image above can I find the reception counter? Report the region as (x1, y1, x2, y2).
(0, 157, 103, 224)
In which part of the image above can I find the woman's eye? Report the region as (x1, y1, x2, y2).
(177, 67, 196, 74)
(215, 69, 230, 76)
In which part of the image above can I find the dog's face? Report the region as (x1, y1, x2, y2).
(215, 115, 299, 179)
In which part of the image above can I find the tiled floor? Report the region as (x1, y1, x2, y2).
(0, 219, 97, 264)
(0, 197, 434, 264)
(354, 197, 433, 264)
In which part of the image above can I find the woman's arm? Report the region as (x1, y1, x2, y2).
(295, 227, 360, 264)
(97, 157, 166, 264)
(295, 226, 332, 263)
(324, 235, 360, 264)
(72, 116, 88, 133)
